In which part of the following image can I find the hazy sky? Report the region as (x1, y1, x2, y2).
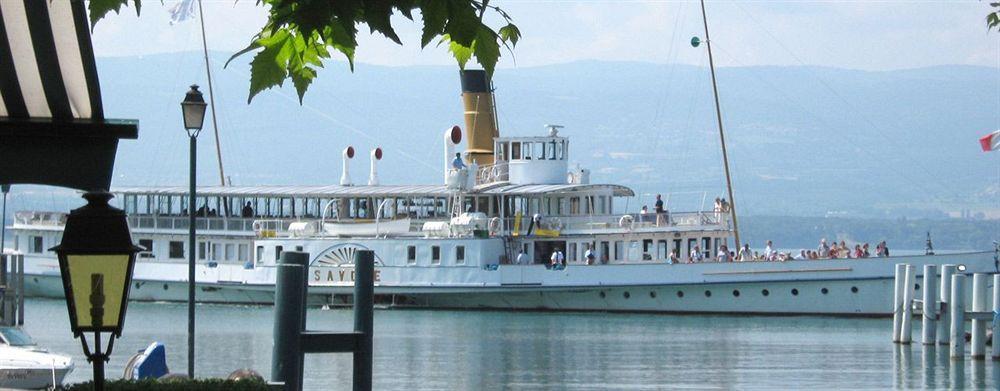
(91, 0, 1000, 71)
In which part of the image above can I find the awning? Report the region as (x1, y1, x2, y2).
(0, 0, 138, 191)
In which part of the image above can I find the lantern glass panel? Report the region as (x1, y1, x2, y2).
(182, 103, 206, 130)
(65, 254, 131, 330)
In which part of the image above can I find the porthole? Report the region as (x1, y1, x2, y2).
(704, 290, 712, 297)
(915, 283, 921, 290)
(135, 283, 141, 289)
(791, 288, 799, 296)
(851, 286, 859, 293)
(599, 291, 606, 299)
(163, 284, 169, 291)
(649, 291, 657, 298)
(732, 290, 740, 297)
(623, 291, 631, 299)
(762, 289, 770, 296)
(677, 291, 684, 298)
(821, 288, 829, 295)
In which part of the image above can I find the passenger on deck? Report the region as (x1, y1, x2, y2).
(795, 250, 808, 260)
(516, 249, 529, 265)
(862, 243, 871, 258)
(584, 247, 595, 265)
(839, 241, 849, 259)
(669, 252, 680, 264)
(717, 245, 731, 262)
(654, 194, 665, 226)
(690, 245, 702, 263)
(737, 244, 751, 262)
(639, 205, 648, 223)
(818, 239, 830, 258)
(550, 249, 565, 269)
(451, 153, 466, 170)
(763, 240, 775, 261)
(241, 202, 254, 218)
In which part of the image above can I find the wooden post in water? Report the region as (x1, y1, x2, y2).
(271, 252, 308, 391)
(892, 264, 907, 343)
(922, 265, 938, 345)
(992, 274, 1000, 360)
(938, 265, 955, 345)
(900, 265, 916, 344)
(950, 274, 966, 360)
(971, 273, 988, 359)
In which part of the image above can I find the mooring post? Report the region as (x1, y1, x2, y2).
(992, 274, 1000, 360)
(900, 265, 916, 344)
(893, 263, 907, 343)
(0, 254, 8, 326)
(271, 251, 309, 391)
(951, 274, 966, 359)
(353, 250, 375, 391)
(938, 265, 955, 345)
(922, 264, 938, 345)
(971, 273, 988, 359)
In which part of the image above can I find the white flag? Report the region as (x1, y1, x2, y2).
(168, 0, 197, 25)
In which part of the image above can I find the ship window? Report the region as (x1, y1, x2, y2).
(657, 240, 668, 260)
(702, 237, 712, 259)
(456, 246, 465, 264)
(198, 242, 207, 260)
(275, 245, 283, 261)
(568, 243, 577, 262)
(29, 236, 43, 253)
(431, 246, 441, 264)
(523, 142, 532, 160)
(614, 241, 623, 261)
(511, 142, 522, 160)
(239, 244, 249, 261)
(256, 246, 263, 262)
(13, 235, 18, 251)
(212, 243, 221, 261)
(407, 246, 416, 264)
(570, 197, 580, 214)
(225, 244, 235, 261)
(138, 239, 154, 258)
(557, 140, 565, 160)
(548, 141, 556, 160)
(536, 142, 545, 160)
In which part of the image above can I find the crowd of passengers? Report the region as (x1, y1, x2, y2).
(703, 238, 891, 263)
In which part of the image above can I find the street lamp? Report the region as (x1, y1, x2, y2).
(50, 192, 140, 391)
(181, 84, 206, 378)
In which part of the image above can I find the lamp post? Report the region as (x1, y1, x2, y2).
(50, 192, 141, 391)
(181, 85, 207, 378)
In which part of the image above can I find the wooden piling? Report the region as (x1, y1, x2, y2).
(901, 265, 916, 344)
(938, 265, 955, 345)
(922, 264, 937, 345)
(950, 274, 966, 360)
(992, 274, 1000, 360)
(971, 273, 988, 359)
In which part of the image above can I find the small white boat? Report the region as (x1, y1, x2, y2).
(0, 327, 73, 390)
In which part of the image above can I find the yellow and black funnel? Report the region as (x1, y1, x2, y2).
(460, 70, 499, 166)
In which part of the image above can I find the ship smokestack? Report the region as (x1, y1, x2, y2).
(444, 125, 462, 183)
(460, 70, 499, 166)
(368, 147, 382, 186)
(340, 146, 355, 186)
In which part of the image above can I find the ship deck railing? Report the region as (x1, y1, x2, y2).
(502, 210, 731, 233)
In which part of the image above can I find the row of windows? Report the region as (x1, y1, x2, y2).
(135, 239, 250, 262)
(405, 245, 465, 265)
(597, 286, 862, 300)
(497, 139, 568, 162)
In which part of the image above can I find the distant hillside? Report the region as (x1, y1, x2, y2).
(92, 52, 999, 218)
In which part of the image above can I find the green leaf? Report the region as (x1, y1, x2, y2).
(246, 30, 293, 104)
(364, 0, 402, 45)
(472, 26, 500, 76)
(498, 23, 521, 47)
(88, 0, 141, 29)
(443, 0, 480, 46)
(419, 1, 448, 47)
(445, 35, 473, 69)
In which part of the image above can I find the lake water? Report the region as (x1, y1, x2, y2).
(18, 298, 1000, 389)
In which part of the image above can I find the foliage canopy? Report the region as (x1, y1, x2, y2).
(88, 0, 519, 104)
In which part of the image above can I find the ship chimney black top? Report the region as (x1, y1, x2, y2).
(460, 70, 489, 93)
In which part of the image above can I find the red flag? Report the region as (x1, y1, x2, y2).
(980, 130, 1000, 152)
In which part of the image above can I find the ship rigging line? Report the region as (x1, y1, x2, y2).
(699, 0, 741, 250)
(196, 0, 227, 187)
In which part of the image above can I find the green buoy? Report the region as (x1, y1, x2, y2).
(690, 36, 701, 48)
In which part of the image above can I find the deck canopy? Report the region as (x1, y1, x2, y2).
(112, 183, 635, 198)
(0, 0, 138, 191)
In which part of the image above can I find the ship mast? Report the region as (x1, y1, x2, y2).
(196, 0, 226, 187)
(697, 0, 741, 249)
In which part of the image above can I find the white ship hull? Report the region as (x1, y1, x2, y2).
(21, 251, 996, 315)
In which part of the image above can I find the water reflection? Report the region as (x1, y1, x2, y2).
(16, 299, 1000, 390)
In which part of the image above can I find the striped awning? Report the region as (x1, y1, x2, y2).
(0, 0, 137, 191)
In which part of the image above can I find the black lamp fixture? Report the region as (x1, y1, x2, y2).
(181, 85, 208, 135)
(50, 191, 141, 391)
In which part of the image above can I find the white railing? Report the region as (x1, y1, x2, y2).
(500, 211, 730, 233)
(127, 215, 256, 233)
(13, 211, 66, 227)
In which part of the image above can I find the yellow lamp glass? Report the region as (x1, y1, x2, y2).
(65, 254, 131, 330)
